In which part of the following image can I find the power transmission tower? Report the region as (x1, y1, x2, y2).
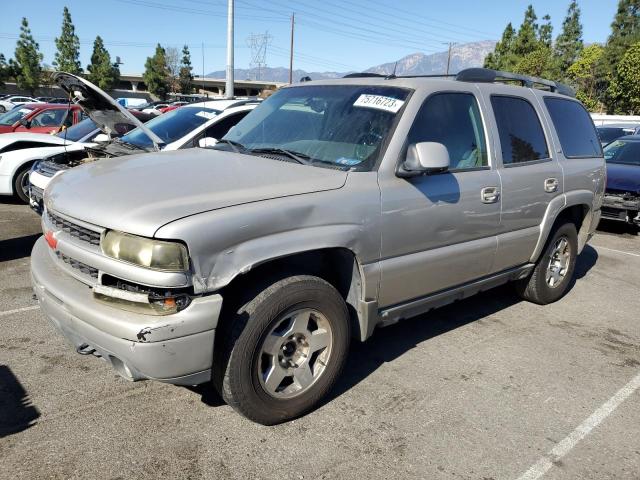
(247, 31, 272, 81)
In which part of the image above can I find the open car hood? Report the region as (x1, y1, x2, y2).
(53, 72, 163, 151)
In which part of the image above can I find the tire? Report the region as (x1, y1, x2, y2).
(13, 165, 31, 204)
(515, 222, 578, 305)
(0, 105, 5, 113)
(214, 275, 350, 425)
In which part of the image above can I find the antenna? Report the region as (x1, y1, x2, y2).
(246, 31, 272, 81)
(385, 62, 398, 80)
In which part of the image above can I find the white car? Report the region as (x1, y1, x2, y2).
(27, 72, 260, 211)
(0, 95, 41, 113)
(0, 119, 108, 203)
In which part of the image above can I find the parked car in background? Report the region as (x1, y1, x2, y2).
(141, 103, 172, 115)
(0, 110, 153, 204)
(0, 95, 41, 112)
(0, 103, 83, 134)
(36, 96, 68, 104)
(601, 135, 640, 227)
(31, 68, 604, 424)
(27, 72, 259, 209)
(115, 97, 148, 108)
(159, 101, 188, 114)
(596, 124, 640, 147)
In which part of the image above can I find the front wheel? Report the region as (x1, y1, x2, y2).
(214, 275, 350, 425)
(515, 222, 578, 304)
(13, 165, 32, 204)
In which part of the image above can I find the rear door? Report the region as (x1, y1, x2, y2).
(482, 89, 564, 271)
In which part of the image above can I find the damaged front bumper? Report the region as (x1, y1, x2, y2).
(601, 191, 640, 225)
(31, 237, 222, 385)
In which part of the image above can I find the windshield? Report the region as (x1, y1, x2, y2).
(56, 118, 98, 142)
(604, 140, 640, 166)
(598, 127, 635, 145)
(219, 85, 410, 171)
(0, 106, 35, 126)
(119, 106, 220, 148)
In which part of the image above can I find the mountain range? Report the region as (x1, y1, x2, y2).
(207, 41, 496, 83)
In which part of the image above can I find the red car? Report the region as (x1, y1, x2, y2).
(0, 103, 84, 134)
(158, 101, 188, 114)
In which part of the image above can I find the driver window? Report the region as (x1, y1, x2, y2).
(31, 109, 66, 127)
(407, 92, 488, 170)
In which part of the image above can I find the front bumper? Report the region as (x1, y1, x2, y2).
(31, 237, 222, 385)
(601, 193, 640, 225)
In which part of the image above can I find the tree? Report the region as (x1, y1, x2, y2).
(53, 6, 82, 74)
(567, 44, 607, 111)
(607, 41, 640, 114)
(602, 0, 640, 112)
(514, 46, 555, 78)
(484, 23, 518, 71)
(14, 17, 43, 96)
(178, 44, 194, 94)
(554, 1, 584, 76)
(539, 14, 553, 48)
(143, 44, 170, 99)
(514, 5, 540, 57)
(165, 46, 180, 92)
(87, 36, 120, 90)
(0, 53, 9, 89)
(602, 0, 640, 74)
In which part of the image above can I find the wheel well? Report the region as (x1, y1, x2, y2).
(219, 248, 363, 339)
(554, 203, 591, 250)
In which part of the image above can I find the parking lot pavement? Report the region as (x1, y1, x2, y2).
(0, 202, 638, 480)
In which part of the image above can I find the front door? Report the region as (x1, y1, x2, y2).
(378, 91, 501, 308)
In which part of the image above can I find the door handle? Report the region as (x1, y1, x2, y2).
(481, 186, 500, 204)
(544, 178, 559, 193)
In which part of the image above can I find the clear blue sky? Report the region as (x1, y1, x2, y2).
(0, 0, 620, 75)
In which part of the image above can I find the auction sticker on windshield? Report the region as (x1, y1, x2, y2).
(353, 94, 405, 113)
(195, 111, 217, 120)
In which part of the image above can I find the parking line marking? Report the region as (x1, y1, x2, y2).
(594, 246, 640, 258)
(0, 305, 40, 317)
(516, 371, 640, 480)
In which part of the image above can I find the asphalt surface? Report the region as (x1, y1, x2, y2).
(1, 200, 639, 480)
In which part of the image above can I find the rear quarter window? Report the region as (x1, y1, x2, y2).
(544, 97, 603, 158)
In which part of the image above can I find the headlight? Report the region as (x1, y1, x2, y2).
(101, 231, 189, 272)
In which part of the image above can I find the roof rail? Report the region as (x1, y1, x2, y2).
(342, 72, 387, 78)
(455, 68, 575, 98)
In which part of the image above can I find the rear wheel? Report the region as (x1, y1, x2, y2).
(515, 222, 578, 304)
(0, 105, 5, 113)
(214, 275, 350, 425)
(13, 165, 31, 204)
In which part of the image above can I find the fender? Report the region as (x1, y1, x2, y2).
(530, 189, 595, 262)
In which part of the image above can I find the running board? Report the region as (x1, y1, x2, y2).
(377, 264, 534, 327)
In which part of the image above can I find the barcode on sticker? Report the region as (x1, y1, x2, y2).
(353, 94, 404, 113)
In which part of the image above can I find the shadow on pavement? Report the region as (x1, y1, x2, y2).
(0, 234, 40, 263)
(0, 365, 40, 437)
(597, 219, 639, 237)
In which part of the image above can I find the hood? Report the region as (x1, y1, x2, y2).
(0, 132, 71, 152)
(53, 72, 163, 150)
(606, 162, 640, 193)
(45, 149, 348, 237)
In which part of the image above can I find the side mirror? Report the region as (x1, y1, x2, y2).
(93, 133, 110, 143)
(198, 137, 218, 148)
(398, 142, 450, 177)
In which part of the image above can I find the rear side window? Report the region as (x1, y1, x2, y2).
(491, 96, 549, 165)
(544, 97, 602, 158)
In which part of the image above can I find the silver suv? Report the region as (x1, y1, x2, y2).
(31, 69, 605, 424)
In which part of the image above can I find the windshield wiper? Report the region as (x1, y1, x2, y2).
(215, 139, 246, 153)
(248, 147, 313, 165)
(112, 137, 149, 151)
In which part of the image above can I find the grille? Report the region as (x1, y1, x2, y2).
(601, 207, 626, 220)
(36, 160, 67, 177)
(55, 251, 99, 279)
(30, 185, 44, 203)
(47, 211, 101, 246)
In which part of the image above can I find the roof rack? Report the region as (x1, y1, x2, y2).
(455, 68, 575, 97)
